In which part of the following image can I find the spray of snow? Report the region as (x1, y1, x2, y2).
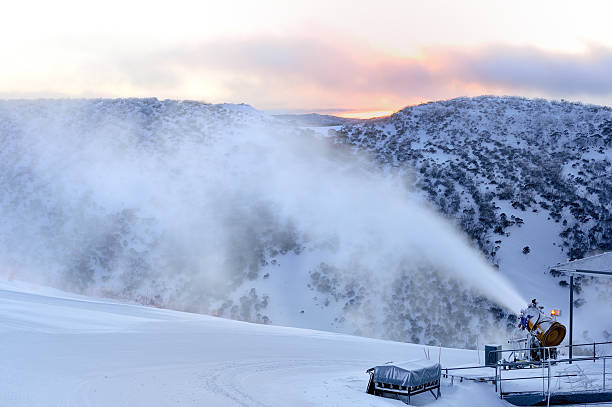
(0, 100, 524, 328)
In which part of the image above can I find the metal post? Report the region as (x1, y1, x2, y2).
(495, 363, 497, 393)
(547, 360, 551, 407)
(594, 343, 596, 362)
(604, 357, 606, 391)
(569, 274, 574, 364)
(499, 362, 503, 399)
(542, 360, 545, 397)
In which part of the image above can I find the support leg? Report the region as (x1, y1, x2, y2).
(429, 389, 439, 400)
(569, 275, 574, 364)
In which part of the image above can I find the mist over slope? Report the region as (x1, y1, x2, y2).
(0, 98, 531, 348)
(5, 98, 610, 347)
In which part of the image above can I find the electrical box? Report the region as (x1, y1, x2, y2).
(485, 344, 502, 367)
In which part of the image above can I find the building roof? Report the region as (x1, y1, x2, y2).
(550, 251, 612, 274)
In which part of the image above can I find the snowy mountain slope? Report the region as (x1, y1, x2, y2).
(0, 280, 505, 407)
(333, 96, 612, 342)
(335, 96, 611, 262)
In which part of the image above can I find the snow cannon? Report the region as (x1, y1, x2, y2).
(518, 299, 566, 360)
(530, 318, 566, 347)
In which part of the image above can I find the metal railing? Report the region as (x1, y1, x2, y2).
(491, 341, 612, 405)
(496, 356, 611, 407)
(442, 364, 496, 385)
(441, 340, 612, 406)
(494, 340, 612, 365)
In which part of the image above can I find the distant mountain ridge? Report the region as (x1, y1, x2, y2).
(274, 112, 361, 127)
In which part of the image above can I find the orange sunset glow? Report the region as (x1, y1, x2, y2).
(335, 110, 395, 119)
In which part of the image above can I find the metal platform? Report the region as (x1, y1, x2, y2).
(442, 341, 612, 406)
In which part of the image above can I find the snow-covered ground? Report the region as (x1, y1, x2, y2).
(0, 279, 509, 407)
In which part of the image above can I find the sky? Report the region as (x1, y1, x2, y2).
(2, 0, 612, 117)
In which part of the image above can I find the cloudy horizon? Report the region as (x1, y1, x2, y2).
(3, 0, 612, 117)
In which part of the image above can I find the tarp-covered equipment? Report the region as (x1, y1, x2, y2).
(366, 359, 441, 403)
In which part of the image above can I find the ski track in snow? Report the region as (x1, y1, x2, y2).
(12, 280, 609, 406)
(0, 281, 509, 407)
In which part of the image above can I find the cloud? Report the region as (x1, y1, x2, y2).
(441, 44, 612, 96)
(122, 36, 612, 109)
(7, 33, 612, 110)
(115, 36, 444, 108)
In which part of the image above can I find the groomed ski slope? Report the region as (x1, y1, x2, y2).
(0, 280, 507, 407)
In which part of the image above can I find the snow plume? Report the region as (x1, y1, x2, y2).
(0, 99, 524, 344)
